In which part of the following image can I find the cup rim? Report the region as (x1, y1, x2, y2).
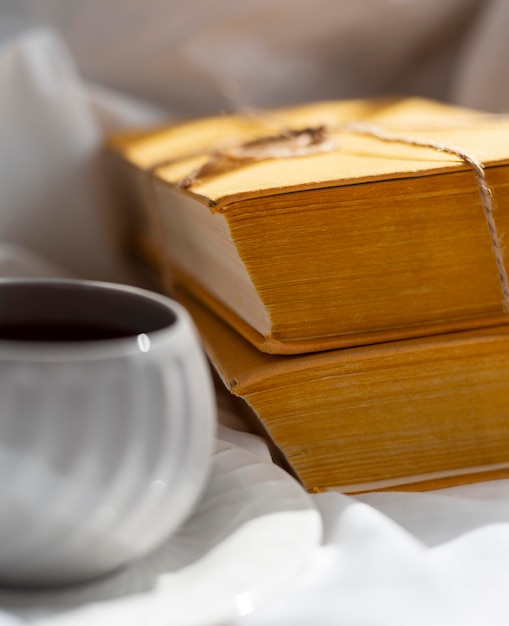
(0, 278, 193, 361)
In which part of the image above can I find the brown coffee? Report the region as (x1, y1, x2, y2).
(0, 322, 140, 342)
(0, 281, 177, 343)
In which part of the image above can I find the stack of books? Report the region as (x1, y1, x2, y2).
(106, 96, 509, 493)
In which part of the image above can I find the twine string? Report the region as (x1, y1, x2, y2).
(343, 122, 509, 313)
(176, 126, 338, 190)
(171, 121, 509, 313)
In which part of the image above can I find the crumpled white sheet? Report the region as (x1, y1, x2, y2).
(4, 0, 509, 114)
(237, 486, 509, 626)
(2, 20, 509, 626)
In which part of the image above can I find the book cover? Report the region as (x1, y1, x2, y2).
(177, 286, 509, 493)
(107, 97, 509, 353)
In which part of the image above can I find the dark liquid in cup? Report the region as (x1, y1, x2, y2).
(0, 281, 176, 343)
(0, 322, 140, 342)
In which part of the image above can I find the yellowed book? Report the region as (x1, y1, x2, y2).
(177, 285, 509, 494)
(106, 97, 509, 354)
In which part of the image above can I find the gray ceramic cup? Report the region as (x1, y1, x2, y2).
(0, 278, 216, 587)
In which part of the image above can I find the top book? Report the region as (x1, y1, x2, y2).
(107, 97, 509, 354)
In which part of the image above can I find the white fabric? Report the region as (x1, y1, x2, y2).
(3, 0, 509, 115)
(237, 486, 509, 625)
(1, 7, 509, 624)
(0, 28, 146, 282)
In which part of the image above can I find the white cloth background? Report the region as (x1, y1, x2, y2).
(4, 0, 509, 116)
(2, 2, 509, 624)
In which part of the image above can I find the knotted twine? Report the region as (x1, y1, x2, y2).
(171, 121, 509, 313)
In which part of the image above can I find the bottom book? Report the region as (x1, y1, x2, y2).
(176, 286, 509, 493)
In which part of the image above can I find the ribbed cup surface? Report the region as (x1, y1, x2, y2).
(0, 281, 215, 586)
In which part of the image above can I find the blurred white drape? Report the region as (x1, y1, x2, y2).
(2, 0, 509, 116)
